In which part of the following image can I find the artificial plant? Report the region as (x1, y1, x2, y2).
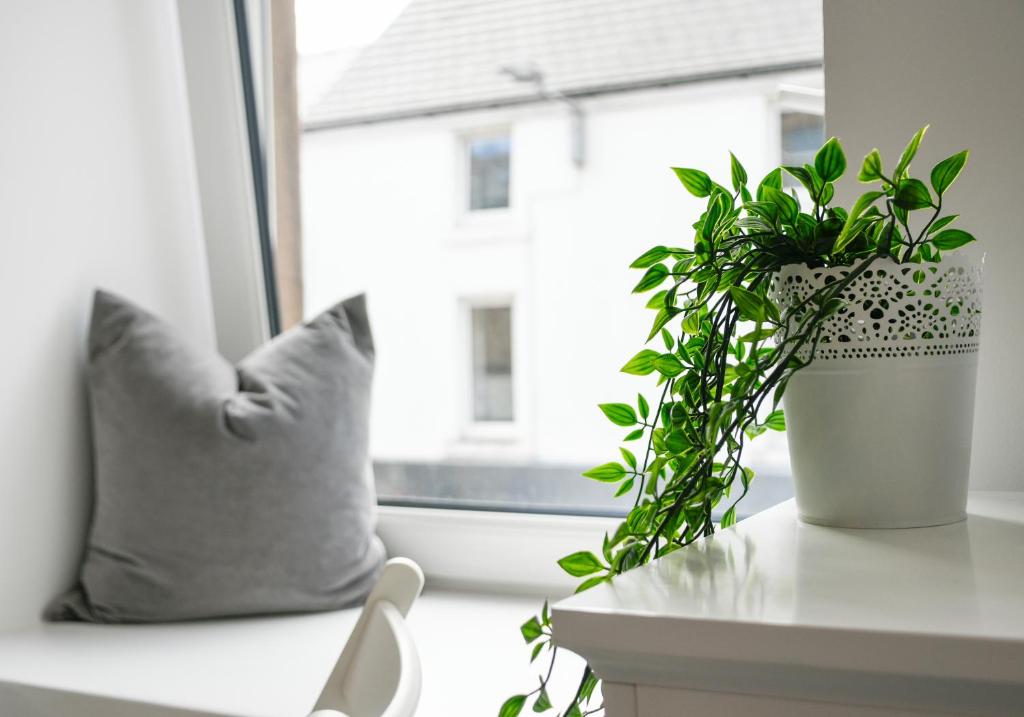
(500, 126, 976, 717)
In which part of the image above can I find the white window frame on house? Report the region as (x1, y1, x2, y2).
(773, 84, 825, 202)
(457, 127, 514, 222)
(454, 295, 526, 451)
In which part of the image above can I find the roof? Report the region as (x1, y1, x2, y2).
(303, 0, 822, 129)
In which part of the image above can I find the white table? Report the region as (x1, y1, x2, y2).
(552, 492, 1024, 716)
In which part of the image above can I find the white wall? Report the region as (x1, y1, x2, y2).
(824, 0, 1024, 490)
(301, 71, 819, 470)
(0, 1, 215, 630)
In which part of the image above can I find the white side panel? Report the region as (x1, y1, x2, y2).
(823, 0, 1024, 489)
(0, 0, 215, 631)
(636, 685, 934, 717)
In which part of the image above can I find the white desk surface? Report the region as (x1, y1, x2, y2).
(552, 492, 1024, 713)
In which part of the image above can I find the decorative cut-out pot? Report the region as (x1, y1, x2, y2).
(771, 256, 983, 529)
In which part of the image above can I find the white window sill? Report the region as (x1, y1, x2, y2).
(377, 505, 618, 596)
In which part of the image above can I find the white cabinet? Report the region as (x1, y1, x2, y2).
(552, 493, 1024, 716)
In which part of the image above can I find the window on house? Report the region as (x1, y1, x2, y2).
(471, 305, 514, 422)
(283, 0, 824, 517)
(467, 134, 511, 211)
(781, 111, 826, 188)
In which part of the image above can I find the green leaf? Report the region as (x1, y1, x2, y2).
(721, 505, 737, 528)
(630, 246, 670, 268)
(654, 353, 684, 377)
(575, 575, 608, 593)
(557, 551, 605, 577)
(599, 403, 637, 426)
(729, 152, 748, 191)
(672, 167, 714, 197)
(820, 182, 835, 205)
(764, 409, 786, 431)
(814, 136, 847, 182)
(497, 696, 524, 717)
(665, 431, 691, 454)
(858, 148, 883, 182)
(582, 462, 627, 482)
(532, 688, 552, 713)
(930, 150, 969, 196)
(782, 165, 816, 195)
(738, 326, 777, 342)
(761, 185, 799, 224)
(619, 447, 637, 470)
(835, 190, 885, 252)
(660, 328, 675, 350)
(645, 290, 668, 310)
(681, 311, 702, 335)
(520, 616, 542, 643)
(637, 394, 650, 421)
(499, 695, 527, 717)
(729, 286, 767, 322)
(894, 178, 934, 210)
(633, 263, 669, 292)
(756, 167, 782, 201)
(623, 428, 644, 441)
(742, 467, 755, 490)
(621, 349, 659, 375)
(927, 214, 959, 234)
(893, 125, 929, 180)
(613, 476, 635, 497)
(647, 306, 683, 341)
(931, 229, 976, 250)
(529, 642, 545, 663)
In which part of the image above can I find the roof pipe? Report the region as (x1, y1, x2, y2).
(499, 64, 585, 168)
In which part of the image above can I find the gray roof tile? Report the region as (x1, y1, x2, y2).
(304, 0, 822, 128)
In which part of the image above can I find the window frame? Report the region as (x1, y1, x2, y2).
(455, 294, 525, 450)
(245, 8, 829, 571)
(773, 84, 825, 199)
(467, 304, 516, 424)
(458, 127, 514, 220)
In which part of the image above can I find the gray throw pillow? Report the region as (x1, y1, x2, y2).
(47, 290, 385, 623)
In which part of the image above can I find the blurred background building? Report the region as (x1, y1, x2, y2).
(296, 0, 824, 515)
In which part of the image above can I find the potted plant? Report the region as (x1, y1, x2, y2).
(500, 126, 981, 716)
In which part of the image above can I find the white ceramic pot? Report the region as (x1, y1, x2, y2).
(771, 256, 983, 528)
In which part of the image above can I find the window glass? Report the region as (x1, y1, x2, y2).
(781, 111, 826, 187)
(291, 0, 823, 517)
(468, 135, 511, 211)
(471, 306, 514, 421)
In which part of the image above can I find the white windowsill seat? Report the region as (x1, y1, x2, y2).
(0, 559, 424, 717)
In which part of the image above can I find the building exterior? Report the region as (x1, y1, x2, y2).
(299, 0, 823, 514)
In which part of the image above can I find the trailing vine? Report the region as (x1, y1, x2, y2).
(500, 126, 975, 717)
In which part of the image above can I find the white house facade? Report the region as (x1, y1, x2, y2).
(298, 0, 823, 515)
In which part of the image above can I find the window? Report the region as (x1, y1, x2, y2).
(467, 134, 511, 211)
(781, 111, 826, 188)
(471, 305, 514, 422)
(288, 0, 823, 517)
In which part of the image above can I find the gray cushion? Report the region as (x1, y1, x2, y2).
(47, 290, 385, 623)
